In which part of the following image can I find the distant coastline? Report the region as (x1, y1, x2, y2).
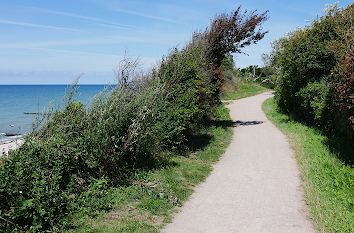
(0, 84, 114, 138)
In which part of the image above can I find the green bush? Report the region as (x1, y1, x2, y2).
(0, 138, 72, 232)
(156, 45, 211, 149)
(274, 3, 353, 137)
(296, 81, 332, 125)
(70, 177, 116, 218)
(275, 25, 336, 112)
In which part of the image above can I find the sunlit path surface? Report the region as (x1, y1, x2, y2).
(163, 92, 315, 233)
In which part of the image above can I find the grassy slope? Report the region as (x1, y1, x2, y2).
(222, 81, 269, 100)
(263, 98, 354, 233)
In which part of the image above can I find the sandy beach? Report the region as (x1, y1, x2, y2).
(0, 137, 24, 156)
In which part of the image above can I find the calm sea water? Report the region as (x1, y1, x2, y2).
(0, 85, 113, 142)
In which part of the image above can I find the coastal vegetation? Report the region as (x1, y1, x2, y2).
(272, 3, 353, 138)
(67, 103, 233, 232)
(0, 6, 268, 232)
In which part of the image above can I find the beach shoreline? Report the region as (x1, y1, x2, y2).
(0, 137, 24, 156)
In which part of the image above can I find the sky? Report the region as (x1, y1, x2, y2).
(0, 0, 352, 84)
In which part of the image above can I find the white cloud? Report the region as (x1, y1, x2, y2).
(0, 19, 80, 32)
(0, 36, 159, 49)
(113, 8, 179, 24)
(94, 23, 129, 30)
(22, 6, 136, 30)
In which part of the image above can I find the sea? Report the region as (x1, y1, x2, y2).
(0, 85, 113, 143)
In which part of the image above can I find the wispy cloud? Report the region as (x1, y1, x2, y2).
(114, 8, 178, 24)
(31, 47, 122, 58)
(0, 36, 159, 49)
(23, 6, 136, 30)
(0, 19, 80, 32)
(94, 23, 128, 30)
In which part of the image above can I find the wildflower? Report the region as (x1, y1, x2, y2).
(19, 191, 22, 194)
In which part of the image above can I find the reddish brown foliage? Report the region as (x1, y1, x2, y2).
(194, 6, 268, 102)
(328, 4, 354, 134)
(333, 56, 354, 132)
(205, 6, 269, 67)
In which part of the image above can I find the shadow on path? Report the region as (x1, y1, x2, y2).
(234, 120, 265, 126)
(185, 120, 264, 156)
(208, 120, 264, 128)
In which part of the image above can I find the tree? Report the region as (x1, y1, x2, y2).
(194, 6, 269, 102)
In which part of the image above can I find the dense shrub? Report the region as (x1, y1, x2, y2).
(327, 4, 354, 136)
(0, 83, 171, 232)
(275, 26, 336, 112)
(0, 134, 90, 232)
(296, 81, 332, 124)
(156, 45, 211, 148)
(274, 3, 353, 136)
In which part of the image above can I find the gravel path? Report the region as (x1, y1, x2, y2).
(163, 92, 315, 233)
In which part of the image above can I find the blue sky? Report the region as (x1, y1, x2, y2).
(0, 0, 351, 84)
